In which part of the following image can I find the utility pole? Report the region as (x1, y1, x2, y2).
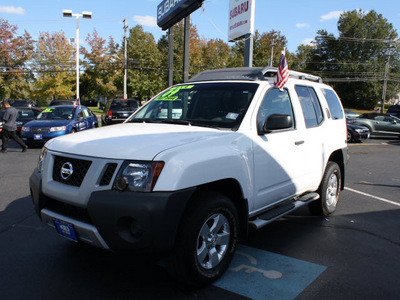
(123, 19, 128, 99)
(382, 38, 399, 113)
(269, 39, 275, 67)
(382, 47, 391, 114)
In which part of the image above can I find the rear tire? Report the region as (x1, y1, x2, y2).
(165, 191, 239, 287)
(309, 162, 341, 216)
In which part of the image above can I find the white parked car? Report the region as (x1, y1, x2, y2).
(30, 67, 348, 286)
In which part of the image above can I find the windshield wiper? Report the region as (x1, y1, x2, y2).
(129, 118, 159, 123)
(159, 119, 192, 125)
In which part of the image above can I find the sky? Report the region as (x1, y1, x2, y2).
(1, 0, 400, 53)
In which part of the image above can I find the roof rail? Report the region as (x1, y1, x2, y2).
(188, 67, 323, 83)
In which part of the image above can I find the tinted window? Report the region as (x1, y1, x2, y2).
(17, 109, 35, 118)
(257, 88, 294, 131)
(321, 88, 344, 120)
(111, 99, 138, 110)
(295, 86, 324, 128)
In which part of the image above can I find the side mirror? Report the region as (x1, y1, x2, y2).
(259, 114, 293, 135)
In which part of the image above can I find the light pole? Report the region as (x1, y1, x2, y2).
(62, 9, 92, 101)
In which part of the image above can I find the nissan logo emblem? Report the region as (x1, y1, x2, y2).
(60, 162, 74, 180)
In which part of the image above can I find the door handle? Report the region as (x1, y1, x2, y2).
(295, 140, 304, 146)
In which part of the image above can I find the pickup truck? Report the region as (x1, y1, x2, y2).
(30, 67, 348, 286)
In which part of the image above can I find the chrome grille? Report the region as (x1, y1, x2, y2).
(53, 156, 92, 187)
(31, 127, 50, 134)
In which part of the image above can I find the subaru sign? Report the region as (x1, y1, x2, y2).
(157, 0, 204, 30)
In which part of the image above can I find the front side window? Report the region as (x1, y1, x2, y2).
(130, 83, 259, 130)
(256, 88, 294, 132)
(295, 85, 324, 128)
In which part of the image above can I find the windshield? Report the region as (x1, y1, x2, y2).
(37, 107, 74, 120)
(129, 82, 258, 130)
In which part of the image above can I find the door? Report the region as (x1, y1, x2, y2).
(253, 88, 309, 211)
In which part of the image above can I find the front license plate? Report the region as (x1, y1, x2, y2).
(53, 219, 78, 242)
(34, 134, 43, 140)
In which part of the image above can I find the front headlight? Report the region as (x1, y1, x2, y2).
(49, 126, 66, 132)
(37, 147, 48, 173)
(114, 161, 164, 192)
(21, 126, 30, 132)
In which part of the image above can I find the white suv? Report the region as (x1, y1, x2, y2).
(30, 67, 348, 286)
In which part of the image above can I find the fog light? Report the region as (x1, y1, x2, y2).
(115, 177, 128, 191)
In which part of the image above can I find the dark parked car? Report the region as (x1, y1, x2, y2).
(21, 105, 98, 146)
(351, 113, 400, 138)
(101, 98, 139, 126)
(49, 99, 76, 106)
(0, 107, 42, 137)
(386, 104, 400, 118)
(10, 99, 36, 108)
(346, 122, 370, 142)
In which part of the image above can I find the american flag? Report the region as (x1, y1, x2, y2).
(274, 50, 289, 90)
(73, 98, 80, 108)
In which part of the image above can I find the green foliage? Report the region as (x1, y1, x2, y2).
(80, 30, 119, 100)
(0, 18, 34, 100)
(297, 10, 399, 109)
(31, 31, 75, 100)
(127, 25, 165, 102)
(2, 9, 400, 109)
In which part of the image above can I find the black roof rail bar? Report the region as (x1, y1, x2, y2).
(188, 67, 323, 83)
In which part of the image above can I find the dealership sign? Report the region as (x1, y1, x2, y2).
(157, 0, 204, 30)
(228, 0, 255, 42)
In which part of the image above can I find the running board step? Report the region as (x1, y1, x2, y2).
(249, 192, 320, 230)
(296, 192, 320, 202)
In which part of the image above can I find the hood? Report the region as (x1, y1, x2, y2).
(46, 123, 227, 160)
(25, 119, 71, 127)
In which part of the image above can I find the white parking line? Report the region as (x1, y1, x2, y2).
(345, 187, 400, 207)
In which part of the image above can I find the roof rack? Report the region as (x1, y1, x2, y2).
(188, 67, 323, 83)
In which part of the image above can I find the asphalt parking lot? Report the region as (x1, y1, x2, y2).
(1, 137, 399, 299)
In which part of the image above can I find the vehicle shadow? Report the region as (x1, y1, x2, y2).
(0, 196, 239, 299)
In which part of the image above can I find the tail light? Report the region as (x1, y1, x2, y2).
(108, 110, 113, 118)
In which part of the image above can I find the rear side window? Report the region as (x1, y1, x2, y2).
(295, 86, 324, 128)
(321, 88, 344, 120)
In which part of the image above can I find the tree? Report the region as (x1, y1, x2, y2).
(229, 30, 290, 68)
(291, 44, 314, 71)
(0, 18, 34, 100)
(31, 31, 75, 101)
(158, 21, 204, 83)
(80, 30, 119, 101)
(305, 10, 399, 109)
(200, 38, 231, 70)
(126, 25, 164, 103)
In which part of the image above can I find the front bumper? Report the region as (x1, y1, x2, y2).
(22, 131, 67, 144)
(30, 169, 195, 253)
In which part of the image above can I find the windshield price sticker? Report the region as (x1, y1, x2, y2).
(156, 85, 194, 101)
(43, 108, 55, 113)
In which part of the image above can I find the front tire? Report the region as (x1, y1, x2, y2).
(165, 192, 239, 287)
(309, 162, 341, 216)
(347, 131, 353, 142)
